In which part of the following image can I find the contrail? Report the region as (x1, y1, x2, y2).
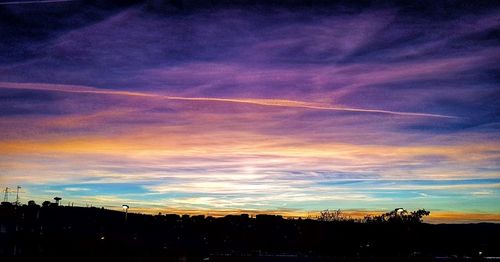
(0, 0, 76, 5)
(0, 82, 457, 118)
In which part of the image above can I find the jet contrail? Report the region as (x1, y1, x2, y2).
(0, 82, 458, 118)
(0, 0, 76, 5)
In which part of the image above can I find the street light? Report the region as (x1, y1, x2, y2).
(122, 204, 129, 222)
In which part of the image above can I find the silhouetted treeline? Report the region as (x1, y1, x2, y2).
(1, 203, 499, 262)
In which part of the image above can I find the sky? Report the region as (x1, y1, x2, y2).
(0, 0, 499, 222)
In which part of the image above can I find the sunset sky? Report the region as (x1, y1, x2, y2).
(0, 0, 499, 222)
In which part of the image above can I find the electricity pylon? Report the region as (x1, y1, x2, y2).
(3, 187, 9, 202)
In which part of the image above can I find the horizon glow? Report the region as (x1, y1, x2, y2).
(0, 1, 499, 222)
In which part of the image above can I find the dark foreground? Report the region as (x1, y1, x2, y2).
(1, 204, 499, 262)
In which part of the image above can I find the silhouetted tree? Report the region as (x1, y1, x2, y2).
(42, 201, 51, 207)
(409, 209, 430, 223)
(364, 208, 430, 224)
(317, 209, 351, 222)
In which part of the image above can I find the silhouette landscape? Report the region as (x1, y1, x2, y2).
(1, 0, 500, 261)
(2, 200, 500, 261)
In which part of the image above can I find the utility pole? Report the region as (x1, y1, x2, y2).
(3, 187, 8, 203)
(15, 186, 21, 205)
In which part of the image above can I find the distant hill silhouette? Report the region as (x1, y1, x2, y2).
(1, 202, 499, 262)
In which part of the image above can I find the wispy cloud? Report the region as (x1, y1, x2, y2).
(0, 4, 499, 220)
(64, 187, 90, 192)
(0, 82, 456, 118)
(0, 0, 77, 5)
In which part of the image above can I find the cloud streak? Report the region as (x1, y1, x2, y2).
(0, 0, 77, 5)
(0, 82, 457, 118)
(0, 3, 499, 221)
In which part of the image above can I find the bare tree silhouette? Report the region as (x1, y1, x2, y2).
(317, 209, 351, 222)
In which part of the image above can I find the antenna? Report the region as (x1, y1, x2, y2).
(3, 187, 9, 202)
(15, 186, 21, 205)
